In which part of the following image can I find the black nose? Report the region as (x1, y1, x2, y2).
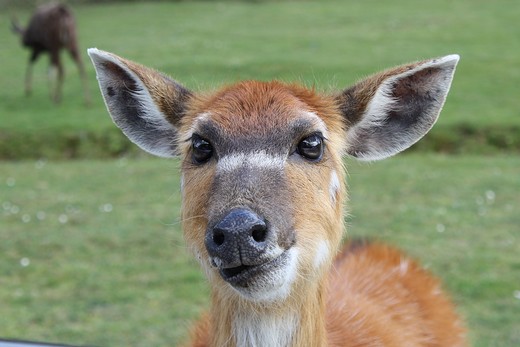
(205, 208, 269, 267)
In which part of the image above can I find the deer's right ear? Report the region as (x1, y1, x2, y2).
(88, 48, 193, 157)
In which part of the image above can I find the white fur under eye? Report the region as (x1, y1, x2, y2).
(329, 170, 340, 204)
(313, 240, 330, 270)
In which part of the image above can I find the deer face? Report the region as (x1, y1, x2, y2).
(88, 49, 458, 303)
(179, 82, 346, 301)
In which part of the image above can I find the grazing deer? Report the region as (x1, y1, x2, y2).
(11, 2, 90, 105)
(88, 48, 465, 346)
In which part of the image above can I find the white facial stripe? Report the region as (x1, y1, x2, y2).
(186, 112, 212, 138)
(217, 151, 285, 173)
(194, 112, 211, 122)
(329, 170, 340, 204)
(301, 111, 329, 138)
(313, 240, 330, 270)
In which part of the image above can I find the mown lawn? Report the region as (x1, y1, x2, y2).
(1, 155, 519, 346)
(0, 0, 519, 158)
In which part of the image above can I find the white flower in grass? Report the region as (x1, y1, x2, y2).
(485, 190, 495, 203)
(59, 214, 68, 224)
(22, 214, 31, 223)
(100, 203, 113, 213)
(35, 159, 46, 169)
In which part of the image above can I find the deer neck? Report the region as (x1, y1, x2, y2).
(209, 276, 329, 347)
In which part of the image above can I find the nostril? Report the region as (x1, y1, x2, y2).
(207, 209, 268, 254)
(213, 230, 225, 246)
(251, 224, 267, 243)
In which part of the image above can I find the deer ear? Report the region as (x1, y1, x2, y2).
(337, 55, 459, 161)
(87, 48, 193, 157)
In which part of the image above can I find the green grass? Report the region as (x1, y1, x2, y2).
(0, 158, 203, 345)
(0, 0, 519, 158)
(1, 154, 519, 346)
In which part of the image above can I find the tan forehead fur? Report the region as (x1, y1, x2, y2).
(185, 80, 346, 138)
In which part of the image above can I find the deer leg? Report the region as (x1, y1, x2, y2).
(25, 64, 33, 97)
(25, 50, 40, 97)
(50, 52, 63, 103)
(69, 47, 91, 106)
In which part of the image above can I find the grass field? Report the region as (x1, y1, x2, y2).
(0, 0, 519, 158)
(0, 0, 519, 346)
(1, 155, 519, 346)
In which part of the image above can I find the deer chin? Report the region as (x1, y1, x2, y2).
(219, 247, 299, 303)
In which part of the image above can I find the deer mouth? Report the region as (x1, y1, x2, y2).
(219, 250, 290, 288)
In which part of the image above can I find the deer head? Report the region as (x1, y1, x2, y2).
(88, 49, 458, 305)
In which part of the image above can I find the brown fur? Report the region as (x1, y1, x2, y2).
(327, 242, 466, 346)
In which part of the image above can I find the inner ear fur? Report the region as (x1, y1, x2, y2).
(337, 55, 459, 161)
(88, 48, 193, 157)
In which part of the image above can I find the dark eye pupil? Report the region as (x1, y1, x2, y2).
(297, 134, 323, 161)
(192, 136, 213, 164)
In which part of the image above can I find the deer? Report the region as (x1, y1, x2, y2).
(11, 2, 90, 105)
(88, 48, 466, 347)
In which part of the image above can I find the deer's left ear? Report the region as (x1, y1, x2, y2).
(88, 48, 193, 157)
(337, 55, 459, 161)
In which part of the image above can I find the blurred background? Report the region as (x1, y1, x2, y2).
(0, 0, 518, 346)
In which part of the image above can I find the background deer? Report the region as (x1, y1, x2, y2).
(88, 48, 465, 346)
(12, 2, 90, 105)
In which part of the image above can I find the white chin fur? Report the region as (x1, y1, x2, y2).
(232, 247, 299, 303)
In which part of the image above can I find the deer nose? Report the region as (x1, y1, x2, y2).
(205, 208, 269, 268)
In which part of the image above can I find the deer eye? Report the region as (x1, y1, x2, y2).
(192, 135, 213, 164)
(297, 133, 324, 161)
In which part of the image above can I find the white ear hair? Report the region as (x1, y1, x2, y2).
(342, 55, 460, 161)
